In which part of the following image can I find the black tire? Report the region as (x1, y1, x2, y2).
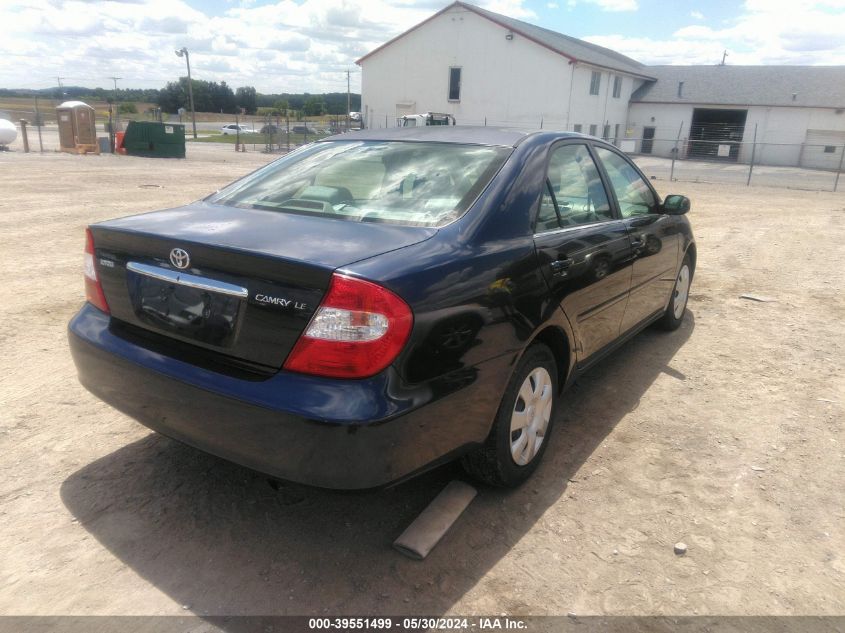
(657, 253, 693, 331)
(462, 344, 558, 487)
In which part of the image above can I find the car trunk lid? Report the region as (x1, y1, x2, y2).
(91, 202, 435, 371)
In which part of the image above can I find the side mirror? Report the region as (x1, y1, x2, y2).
(663, 194, 691, 215)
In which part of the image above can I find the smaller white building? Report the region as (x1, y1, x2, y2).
(627, 65, 845, 168)
(357, 1, 654, 142)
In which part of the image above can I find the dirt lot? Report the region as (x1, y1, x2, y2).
(0, 144, 843, 617)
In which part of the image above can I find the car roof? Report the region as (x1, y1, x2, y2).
(321, 126, 586, 148)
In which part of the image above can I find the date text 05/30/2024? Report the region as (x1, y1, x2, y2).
(307, 617, 528, 630)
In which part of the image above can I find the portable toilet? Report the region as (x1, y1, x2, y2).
(56, 101, 99, 154)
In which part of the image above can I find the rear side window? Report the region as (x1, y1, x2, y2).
(536, 181, 561, 232)
(594, 147, 657, 217)
(209, 141, 511, 227)
(536, 144, 613, 231)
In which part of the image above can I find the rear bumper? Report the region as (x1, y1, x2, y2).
(68, 304, 502, 489)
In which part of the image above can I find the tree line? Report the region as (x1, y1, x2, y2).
(0, 83, 361, 117)
(0, 86, 161, 103)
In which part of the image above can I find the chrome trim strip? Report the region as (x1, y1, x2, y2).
(126, 261, 176, 284)
(126, 262, 248, 298)
(532, 218, 621, 239)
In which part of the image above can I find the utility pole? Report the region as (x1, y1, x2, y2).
(346, 69, 351, 132)
(721, 50, 728, 65)
(56, 77, 65, 102)
(175, 47, 198, 139)
(110, 76, 122, 132)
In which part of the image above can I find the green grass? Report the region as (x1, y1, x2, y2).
(188, 132, 329, 144)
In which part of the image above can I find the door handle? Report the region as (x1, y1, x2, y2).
(630, 234, 645, 248)
(550, 258, 573, 275)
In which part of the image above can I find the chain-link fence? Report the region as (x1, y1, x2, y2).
(2, 104, 359, 155)
(620, 136, 844, 193)
(7, 101, 844, 192)
(361, 110, 845, 193)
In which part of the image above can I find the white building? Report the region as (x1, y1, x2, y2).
(356, 1, 655, 143)
(357, 2, 845, 169)
(629, 65, 845, 169)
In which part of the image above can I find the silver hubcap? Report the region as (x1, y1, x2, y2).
(510, 367, 553, 466)
(673, 264, 691, 320)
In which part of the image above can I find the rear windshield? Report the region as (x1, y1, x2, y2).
(208, 140, 511, 227)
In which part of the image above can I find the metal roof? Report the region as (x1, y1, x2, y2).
(631, 65, 845, 109)
(357, 1, 654, 80)
(322, 126, 554, 147)
(461, 3, 653, 79)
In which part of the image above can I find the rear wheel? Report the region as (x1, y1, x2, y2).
(462, 344, 557, 487)
(657, 254, 692, 331)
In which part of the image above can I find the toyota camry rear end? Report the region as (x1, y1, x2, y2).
(68, 129, 522, 489)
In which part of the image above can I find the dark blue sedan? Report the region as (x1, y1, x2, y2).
(69, 127, 695, 489)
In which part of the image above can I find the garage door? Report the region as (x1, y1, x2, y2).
(800, 130, 845, 170)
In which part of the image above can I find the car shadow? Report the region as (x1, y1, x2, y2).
(60, 313, 695, 617)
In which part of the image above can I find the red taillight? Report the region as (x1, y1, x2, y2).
(283, 273, 412, 379)
(84, 228, 110, 314)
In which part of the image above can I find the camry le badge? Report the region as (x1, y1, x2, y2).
(169, 248, 190, 269)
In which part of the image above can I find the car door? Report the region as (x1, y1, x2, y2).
(533, 142, 634, 360)
(593, 146, 682, 333)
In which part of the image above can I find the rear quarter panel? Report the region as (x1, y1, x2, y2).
(345, 136, 575, 441)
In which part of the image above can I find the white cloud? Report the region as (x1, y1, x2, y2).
(581, 0, 638, 12)
(690, 10, 704, 19)
(4, 0, 844, 93)
(586, 0, 845, 64)
(481, 0, 536, 19)
(0, 0, 533, 92)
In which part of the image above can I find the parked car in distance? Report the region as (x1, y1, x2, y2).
(221, 124, 253, 135)
(400, 112, 456, 127)
(260, 124, 279, 135)
(69, 127, 695, 489)
(349, 111, 362, 121)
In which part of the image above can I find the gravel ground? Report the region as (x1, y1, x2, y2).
(0, 143, 843, 617)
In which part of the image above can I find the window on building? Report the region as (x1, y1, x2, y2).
(612, 75, 622, 99)
(589, 71, 601, 96)
(448, 67, 461, 101)
(824, 145, 836, 153)
(602, 124, 611, 140)
(573, 124, 582, 133)
(614, 123, 621, 143)
(589, 124, 597, 136)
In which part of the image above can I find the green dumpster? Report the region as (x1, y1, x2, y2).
(122, 121, 186, 158)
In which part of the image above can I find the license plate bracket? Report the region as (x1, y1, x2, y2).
(127, 268, 244, 348)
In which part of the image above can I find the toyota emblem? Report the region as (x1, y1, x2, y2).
(169, 248, 190, 269)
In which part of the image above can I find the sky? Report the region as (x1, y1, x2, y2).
(2, 0, 845, 94)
